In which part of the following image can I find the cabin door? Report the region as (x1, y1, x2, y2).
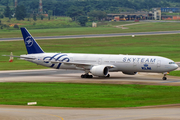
(157, 60, 161, 67)
(98, 58, 102, 65)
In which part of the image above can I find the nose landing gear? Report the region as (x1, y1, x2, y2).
(162, 72, 168, 80)
(162, 76, 167, 80)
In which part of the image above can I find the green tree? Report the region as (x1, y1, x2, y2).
(0, 0, 174, 15)
(0, 24, 9, 29)
(66, 6, 84, 21)
(48, 10, 53, 20)
(15, 5, 26, 20)
(40, 15, 44, 20)
(77, 16, 88, 26)
(3, 6, 11, 18)
(0, 0, 9, 6)
(33, 14, 37, 21)
(88, 10, 107, 21)
(0, 14, 4, 18)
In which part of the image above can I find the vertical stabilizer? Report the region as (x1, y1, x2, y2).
(21, 28, 44, 54)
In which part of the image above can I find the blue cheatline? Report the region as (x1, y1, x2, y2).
(21, 28, 44, 54)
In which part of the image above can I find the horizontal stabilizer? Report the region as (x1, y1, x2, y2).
(2, 55, 36, 60)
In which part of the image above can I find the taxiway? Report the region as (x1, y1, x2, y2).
(0, 104, 180, 120)
(1, 30, 180, 41)
(0, 69, 180, 120)
(0, 69, 180, 86)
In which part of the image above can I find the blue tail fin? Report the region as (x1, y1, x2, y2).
(21, 28, 44, 54)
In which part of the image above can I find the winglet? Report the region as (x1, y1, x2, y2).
(9, 52, 13, 62)
(21, 28, 44, 54)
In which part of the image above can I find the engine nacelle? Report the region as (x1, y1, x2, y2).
(90, 65, 109, 77)
(122, 71, 137, 75)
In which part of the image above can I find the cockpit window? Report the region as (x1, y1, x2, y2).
(169, 62, 175, 64)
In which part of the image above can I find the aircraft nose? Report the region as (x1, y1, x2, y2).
(175, 63, 179, 68)
(173, 64, 179, 70)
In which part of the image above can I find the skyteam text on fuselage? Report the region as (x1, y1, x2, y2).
(3, 28, 178, 80)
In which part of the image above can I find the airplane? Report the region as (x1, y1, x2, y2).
(3, 28, 179, 80)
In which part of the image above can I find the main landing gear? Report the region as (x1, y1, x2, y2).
(81, 74, 93, 78)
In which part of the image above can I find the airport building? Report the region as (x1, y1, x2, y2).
(107, 7, 180, 21)
(161, 7, 180, 13)
(152, 8, 161, 20)
(107, 12, 148, 21)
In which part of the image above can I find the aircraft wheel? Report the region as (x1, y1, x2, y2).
(162, 77, 167, 80)
(89, 75, 93, 78)
(81, 74, 93, 78)
(81, 75, 85, 78)
(84, 74, 88, 78)
(106, 74, 110, 78)
(86, 75, 93, 78)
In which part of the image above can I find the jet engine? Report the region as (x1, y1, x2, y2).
(90, 65, 109, 77)
(122, 71, 137, 75)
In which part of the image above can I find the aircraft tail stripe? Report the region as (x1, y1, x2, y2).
(55, 55, 67, 60)
(50, 54, 62, 60)
(45, 54, 68, 68)
(50, 55, 67, 67)
(56, 58, 70, 69)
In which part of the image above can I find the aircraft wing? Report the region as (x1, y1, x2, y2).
(49, 60, 115, 68)
(2, 55, 36, 60)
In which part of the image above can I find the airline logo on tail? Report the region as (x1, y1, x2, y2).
(21, 28, 44, 54)
(25, 36, 33, 47)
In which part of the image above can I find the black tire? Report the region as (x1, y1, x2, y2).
(106, 74, 110, 78)
(84, 75, 88, 78)
(81, 75, 84, 78)
(163, 77, 167, 80)
(81, 74, 93, 78)
(90, 75, 93, 78)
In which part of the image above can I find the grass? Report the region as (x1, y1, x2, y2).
(0, 82, 180, 108)
(0, 20, 180, 38)
(1, 34, 180, 70)
(169, 70, 180, 76)
(1, 17, 80, 29)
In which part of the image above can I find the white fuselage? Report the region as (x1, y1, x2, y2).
(21, 53, 178, 73)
